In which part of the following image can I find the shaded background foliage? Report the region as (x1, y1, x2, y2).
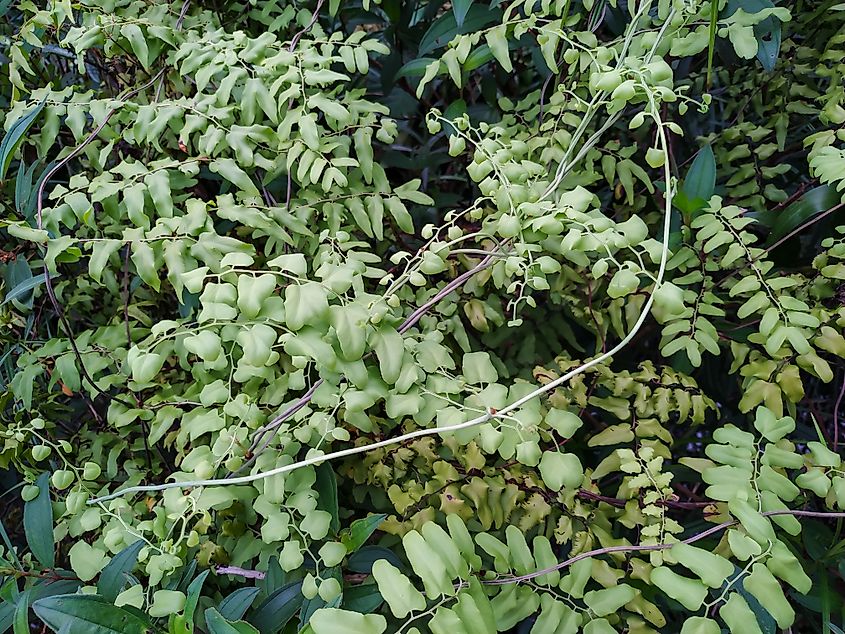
(0, 0, 845, 632)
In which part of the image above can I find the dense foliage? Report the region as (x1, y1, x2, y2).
(2, 0, 845, 631)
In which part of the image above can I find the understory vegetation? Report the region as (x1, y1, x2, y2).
(2, 0, 845, 631)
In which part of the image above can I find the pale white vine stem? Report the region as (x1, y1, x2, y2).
(89, 90, 676, 505)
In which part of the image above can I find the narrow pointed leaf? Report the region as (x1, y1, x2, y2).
(0, 99, 46, 180)
(23, 472, 54, 568)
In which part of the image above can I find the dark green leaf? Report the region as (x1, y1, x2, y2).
(260, 557, 285, 596)
(183, 569, 209, 629)
(442, 99, 469, 137)
(339, 515, 387, 554)
(178, 290, 200, 319)
(2, 257, 32, 310)
(298, 596, 324, 630)
(0, 598, 15, 633)
(30, 579, 80, 603)
(2, 272, 47, 307)
(0, 99, 46, 180)
(342, 584, 384, 614)
(821, 569, 832, 634)
(0, 519, 22, 569)
(249, 581, 303, 634)
(13, 589, 29, 634)
(719, 565, 777, 633)
(32, 594, 151, 634)
(346, 546, 402, 574)
(98, 541, 144, 602)
(218, 587, 259, 621)
(299, 593, 341, 630)
(667, 207, 684, 252)
(314, 463, 339, 534)
(24, 472, 54, 568)
(205, 608, 258, 634)
(418, 5, 500, 55)
(681, 145, 716, 205)
(724, 0, 784, 71)
(175, 559, 198, 593)
(755, 18, 781, 71)
(395, 58, 438, 80)
(764, 185, 841, 244)
(463, 44, 494, 72)
(14, 160, 38, 216)
(0, 577, 19, 603)
(11, 159, 54, 221)
(803, 521, 835, 561)
(453, 0, 473, 27)
(707, 0, 718, 86)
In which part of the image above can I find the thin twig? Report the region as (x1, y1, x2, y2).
(122, 245, 133, 349)
(484, 509, 845, 585)
(35, 70, 166, 410)
(89, 13, 676, 505)
(711, 202, 845, 295)
(288, 0, 326, 53)
(398, 254, 497, 335)
(176, 0, 191, 29)
(235, 253, 499, 474)
(215, 565, 266, 580)
(765, 203, 845, 254)
(834, 370, 845, 452)
(577, 488, 709, 510)
(89, 100, 677, 505)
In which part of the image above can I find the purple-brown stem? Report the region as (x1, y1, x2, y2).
(484, 509, 845, 585)
(236, 253, 499, 474)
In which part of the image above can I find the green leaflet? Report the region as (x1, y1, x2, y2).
(130, 241, 160, 290)
(371, 326, 404, 384)
(308, 609, 386, 634)
(650, 567, 708, 611)
(671, 543, 734, 588)
(538, 451, 583, 491)
(121, 24, 150, 69)
(402, 530, 454, 599)
(4, 2, 845, 633)
(210, 159, 260, 197)
(284, 282, 329, 331)
(485, 25, 512, 72)
(583, 585, 637, 617)
(371, 560, 425, 618)
(742, 563, 794, 629)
